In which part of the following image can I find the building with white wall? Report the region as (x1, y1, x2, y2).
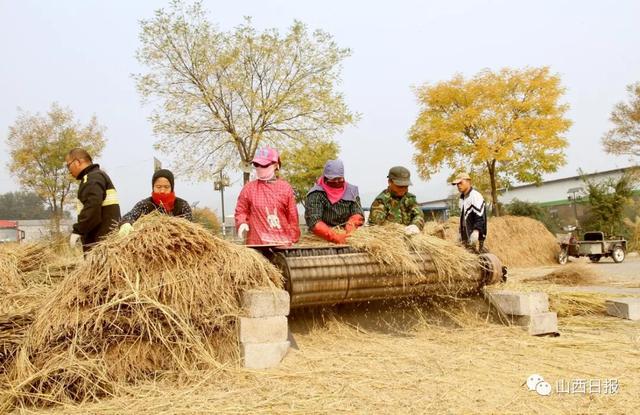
(17, 219, 74, 242)
(419, 166, 638, 216)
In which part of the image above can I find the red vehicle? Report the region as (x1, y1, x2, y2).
(0, 220, 26, 243)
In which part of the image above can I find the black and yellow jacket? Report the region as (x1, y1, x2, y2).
(73, 164, 121, 249)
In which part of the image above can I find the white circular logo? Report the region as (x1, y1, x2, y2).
(536, 381, 552, 396)
(526, 374, 545, 391)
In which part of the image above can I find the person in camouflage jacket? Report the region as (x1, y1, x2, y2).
(368, 166, 425, 234)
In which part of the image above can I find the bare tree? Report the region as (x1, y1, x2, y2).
(136, 1, 357, 183)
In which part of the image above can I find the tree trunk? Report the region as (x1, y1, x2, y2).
(487, 160, 500, 217)
(50, 206, 62, 239)
(243, 171, 250, 185)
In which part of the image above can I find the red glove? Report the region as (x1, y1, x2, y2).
(312, 221, 348, 244)
(344, 214, 364, 234)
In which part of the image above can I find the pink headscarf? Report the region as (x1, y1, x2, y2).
(318, 177, 347, 204)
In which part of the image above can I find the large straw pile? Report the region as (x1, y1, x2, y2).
(0, 243, 71, 373)
(485, 216, 559, 267)
(425, 215, 560, 267)
(1, 214, 282, 410)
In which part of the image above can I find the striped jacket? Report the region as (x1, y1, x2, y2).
(73, 164, 121, 250)
(459, 187, 487, 243)
(304, 188, 363, 230)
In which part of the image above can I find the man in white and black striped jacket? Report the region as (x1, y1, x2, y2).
(451, 173, 487, 251)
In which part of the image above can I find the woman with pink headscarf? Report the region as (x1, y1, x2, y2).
(235, 147, 300, 245)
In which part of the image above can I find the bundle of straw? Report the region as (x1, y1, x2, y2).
(352, 224, 479, 282)
(0, 311, 35, 373)
(300, 224, 482, 297)
(0, 242, 55, 294)
(0, 252, 22, 294)
(1, 214, 282, 410)
(0, 286, 50, 374)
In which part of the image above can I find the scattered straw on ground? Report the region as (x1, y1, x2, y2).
(487, 273, 637, 317)
(1, 214, 283, 411)
(19, 298, 640, 414)
(523, 263, 598, 286)
(424, 215, 560, 268)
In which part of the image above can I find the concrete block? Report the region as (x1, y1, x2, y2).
(239, 316, 288, 343)
(242, 341, 290, 369)
(242, 289, 290, 317)
(487, 290, 549, 316)
(606, 298, 640, 321)
(515, 312, 558, 335)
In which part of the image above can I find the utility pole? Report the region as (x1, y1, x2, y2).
(567, 187, 583, 229)
(214, 170, 230, 236)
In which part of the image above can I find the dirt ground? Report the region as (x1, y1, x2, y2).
(24, 257, 640, 415)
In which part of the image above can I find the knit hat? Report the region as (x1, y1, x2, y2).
(152, 169, 175, 191)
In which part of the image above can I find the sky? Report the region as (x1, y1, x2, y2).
(1, 0, 639, 220)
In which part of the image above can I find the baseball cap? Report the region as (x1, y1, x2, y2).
(252, 147, 279, 165)
(451, 172, 472, 185)
(387, 166, 412, 186)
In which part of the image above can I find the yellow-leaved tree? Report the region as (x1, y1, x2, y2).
(6, 103, 106, 235)
(279, 139, 340, 206)
(409, 67, 572, 215)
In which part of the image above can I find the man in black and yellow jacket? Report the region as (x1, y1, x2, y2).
(65, 148, 121, 252)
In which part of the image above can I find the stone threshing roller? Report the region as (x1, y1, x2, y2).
(261, 246, 504, 308)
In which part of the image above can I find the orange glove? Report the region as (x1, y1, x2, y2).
(312, 221, 348, 244)
(344, 214, 364, 234)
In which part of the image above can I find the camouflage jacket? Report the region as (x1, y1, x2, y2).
(368, 189, 425, 229)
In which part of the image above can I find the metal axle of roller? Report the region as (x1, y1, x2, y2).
(256, 245, 505, 308)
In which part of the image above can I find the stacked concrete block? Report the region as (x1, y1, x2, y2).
(239, 289, 291, 369)
(606, 298, 640, 321)
(486, 290, 558, 335)
(514, 312, 559, 336)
